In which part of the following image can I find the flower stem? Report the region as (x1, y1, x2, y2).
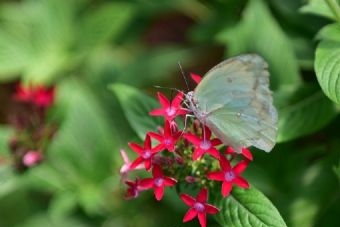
(326, 0, 340, 24)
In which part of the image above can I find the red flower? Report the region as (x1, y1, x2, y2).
(140, 165, 177, 201)
(207, 156, 250, 197)
(14, 83, 55, 107)
(120, 149, 144, 181)
(148, 120, 181, 152)
(124, 177, 145, 200)
(183, 127, 222, 160)
(34, 86, 55, 107)
(128, 135, 162, 171)
(180, 188, 219, 227)
(149, 92, 187, 122)
(225, 146, 253, 161)
(190, 73, 202, 84)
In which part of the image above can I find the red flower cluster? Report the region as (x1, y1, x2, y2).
(121, 74, 253, 227)
(8, 82, 57, 172)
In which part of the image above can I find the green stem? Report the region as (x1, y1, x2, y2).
(326, 0, 340, 24)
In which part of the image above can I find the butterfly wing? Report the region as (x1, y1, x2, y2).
(193, 54, 278, 153)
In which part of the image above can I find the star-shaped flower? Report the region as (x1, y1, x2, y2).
(183, 127, 222, 160)
(148, 120, 181, 152)
(207, 155, 250, 197)
(225, 146, 253, 161)
(149, 92, 187, 122)
(180, 188, 219, 227)
(128, 135, 162, 171)
(140, 165, 177, 201)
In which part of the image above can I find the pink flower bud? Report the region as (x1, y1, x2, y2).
(185, 176, 197, 183)
(22, 151, 42, 167)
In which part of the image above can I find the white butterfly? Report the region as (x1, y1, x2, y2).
(184, 54, 278, 153)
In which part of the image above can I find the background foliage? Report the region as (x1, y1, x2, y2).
(0, 0, 340, 227)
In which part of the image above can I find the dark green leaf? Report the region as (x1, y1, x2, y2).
(214, 186, 287, 227)
(275, 84, 338, 142)
(216, 0, 301, 90)
(110, 83, 162, 140)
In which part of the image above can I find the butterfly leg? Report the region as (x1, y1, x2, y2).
(181, 114, 195, 136)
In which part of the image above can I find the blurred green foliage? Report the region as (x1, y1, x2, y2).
(0, 0, 340, 227)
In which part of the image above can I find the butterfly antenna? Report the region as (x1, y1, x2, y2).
(178, 62, 190, 92)
(153, 85, 185, 96)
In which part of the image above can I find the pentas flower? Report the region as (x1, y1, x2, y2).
(207, 156, 250, 197)
(149, 92, 187, 122)
(14, 83, 55, 107)
(140, 165, 177, 201)
(120, 149, 144, 180)
(124, 177, 145, 200)
(180, 188, 219, 227)
(34, 86, 55, 107)
(148, 120, 181, 152)
(128, 135, 162, 171)
(191, 73, 202, 84)
(225, 146, 253, 161)
(183, 127, 222, 160)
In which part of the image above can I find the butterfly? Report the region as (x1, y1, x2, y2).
(184, 54, 278, 153)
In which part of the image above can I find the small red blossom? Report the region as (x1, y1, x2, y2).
(148, 120, 181, 152)
(180, 188, 219, 227)
(190, 73, 202, 84)
(22, 151, 43, 167)
(34, 86, 55, 107)
(128, 135, 162, 171)
(140, 165, 177, 201)
(120, 149, 144, 180)
(14, 83, 55, 107)
(207, 156, 250, 197)
(183, 127, 222, 160)
(225, 146, 253, 161)
(124, 177, 145, 200)
(149, 92, 187, 122)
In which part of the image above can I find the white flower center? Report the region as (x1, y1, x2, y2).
(225, 171, 236, 182)
(199, 140, 211, 150)
(154, 177, 164, 187)
(142, 150, 152, 159)
(194, 202, 205, 212)
(166, 107, 176, 116)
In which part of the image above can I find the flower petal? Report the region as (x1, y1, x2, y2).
(190, 73, 202, 84)
(207, 148, 220, 159)
(164, 177, 177, 186)
(148, 132, 163, 142)
(233, 176, 250, 188)
(180, 194, 195, 206)
(149, 109, 165, 116)
(203, 127, 211, 139)
(198, 212, 207, 227)
(128, 143, 143, 154)
(206, 171, 224, 181)
(204, 204, 219, 214)
(152, 165, 163, 178)
(183, 133, 201, 146)
(242, 148, 253, 160)
(211, 138, 222, 146)
(183, 208, 198, 222)
(154, 186, 164, 201)
(144, 159, 152, 171)
(172, 92, 184, 108)
(144, 135, 151, 149)
(222, 181, 232, 197)
(157, 92, 170, 108)
(193, 148, 205, 161)
(196, 188, 208, 203)
(130, 157, 144, 169)
(233, 160, 249, 174)
(219, 155, 231, 171)
(120, 149, 130, 164)
(139, 178, 154, 188)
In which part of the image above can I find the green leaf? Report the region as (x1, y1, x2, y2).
(76, 2, 134, 51)
(110, 83, 162, 140)
(216, 0, 301, 90)
(275, 84, 338, 142)
(300, 0, 339, 20)
(315, 24, 340, 104)
(214, 186, 287, 227)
